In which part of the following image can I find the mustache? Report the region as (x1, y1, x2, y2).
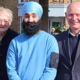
(22, 21, 37, 28)
(27, 22, 35, 26)
(22, 20, 41, 28)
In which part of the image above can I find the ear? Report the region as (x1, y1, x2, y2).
(9, 21, 11, 26)
(65, 12, 67, 19)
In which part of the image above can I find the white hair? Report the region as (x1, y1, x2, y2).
(0, 7, 13, 22)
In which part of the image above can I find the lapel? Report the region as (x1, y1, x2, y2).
(63, 31, 71, 64)
(73, 36, 80, 64)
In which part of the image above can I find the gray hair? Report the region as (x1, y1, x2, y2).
(0, 7, 13, 22)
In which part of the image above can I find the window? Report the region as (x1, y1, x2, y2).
(53, 0, 57, 2)
(21, 0, 29, 2)
(52, 22, 61, 31)
(18, 0, 28, 3)
(18, 0, 39, 3)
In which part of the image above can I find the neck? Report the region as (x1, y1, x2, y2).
(37, 30, 41, 34)
(70, 28, 80, 36)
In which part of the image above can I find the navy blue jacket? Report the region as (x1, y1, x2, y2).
(54, 30, 80, 80)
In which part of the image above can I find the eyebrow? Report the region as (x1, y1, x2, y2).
(25, 13, 37, 15)
(32, 13, 37, 15)
(25, 13, 29, 15)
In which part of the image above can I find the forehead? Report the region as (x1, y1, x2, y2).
(25, 12, 38, 16)
(67, 3, 80, 14)
(0, 11, 9, 20)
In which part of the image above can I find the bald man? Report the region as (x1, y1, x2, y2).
(54, 2, 80, 80)
(6, 1, 59, 80)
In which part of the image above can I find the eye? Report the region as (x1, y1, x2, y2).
(69, 14, 73, 17)
(32, 13, 37, 18)
(32, 15, 36, 18)
(5, 21, 7, 22)
(4, 21, 8, 23)
(25, 14, 29, 18)
(76, 14, 80, 17)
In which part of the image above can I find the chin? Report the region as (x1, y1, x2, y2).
(0, 28, 8, 32)
(70, 23, 79, 27)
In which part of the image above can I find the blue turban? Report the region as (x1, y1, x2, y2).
(22, 1, 43, 19)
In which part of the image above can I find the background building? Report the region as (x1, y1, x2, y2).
(17, 0, 48, 33)
(0, 0, 48, 34)
(0, 0, 80, 34)
(48, 0, 80, 33)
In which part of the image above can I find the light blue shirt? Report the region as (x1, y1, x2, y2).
(6, 31, 59, 80)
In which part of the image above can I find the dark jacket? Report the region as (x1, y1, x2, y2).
(0, 28, 19, 80)
(54, 30, 80, 80)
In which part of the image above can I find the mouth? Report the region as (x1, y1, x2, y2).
(0, 27, 5, 28)
(0, 26, 5, 28)
(70, 22, 78, 24)
(29, 24, 34, 26)
(29, 22, 35, 26)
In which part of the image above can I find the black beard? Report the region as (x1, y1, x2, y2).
(22, 20, 42, 36)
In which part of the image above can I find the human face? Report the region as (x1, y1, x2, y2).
(52, 28, 55, 32)
(0, 11, 11, 32)
(65, 2, 80, 30)
(22, 12, 41, 36)
(23, 12, 39, 24)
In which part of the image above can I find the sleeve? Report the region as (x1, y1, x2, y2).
(6, 39, 21, 80)
(39, 36, 59, 80)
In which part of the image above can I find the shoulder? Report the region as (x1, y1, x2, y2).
(4, 28, 19, 41)
(12, 33, 26, 41)
(9, 29, 19, 35)
(8, 28, 19, 36)
(54, 31, 68, 41)
(41, 30, 57, 40)
(9, 33, 25, 47)
(41, 31, 58, 48)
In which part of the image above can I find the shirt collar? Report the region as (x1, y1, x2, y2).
(68, 29, 80, 37)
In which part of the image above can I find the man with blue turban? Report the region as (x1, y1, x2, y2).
(6, 1, 59, 80)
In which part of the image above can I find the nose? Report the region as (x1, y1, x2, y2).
(28, 16, 33, 22)
(0, 21, 5, 26)
(72, 15, 77, 21)
(2, 21, 5, 25)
